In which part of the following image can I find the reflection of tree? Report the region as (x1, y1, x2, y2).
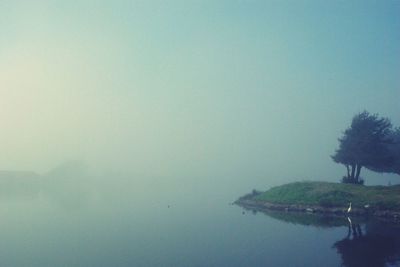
(333, 220, 400, 267)
(250, 208, 400, 266)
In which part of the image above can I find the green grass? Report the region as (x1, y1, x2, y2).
(254, 181, 400, 210)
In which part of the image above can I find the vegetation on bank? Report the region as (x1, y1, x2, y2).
(249, 181, 400, 210)
(237, 111, 400, 218)
(331, 111, 400, 184)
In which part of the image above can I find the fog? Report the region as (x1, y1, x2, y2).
(1, 2, 400, 266)
(0, 1, 399, 197)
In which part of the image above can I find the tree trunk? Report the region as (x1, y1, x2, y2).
(355, 165, 362, 181)
(346, 165, 351, 178)
(351, 164, 356, 180)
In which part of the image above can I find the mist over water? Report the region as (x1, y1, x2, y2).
(1, 166, 400, 267)
(0, 1, 399, 266)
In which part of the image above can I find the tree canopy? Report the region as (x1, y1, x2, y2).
(369, 128, 400, 175)
(332, 111, 398, 184)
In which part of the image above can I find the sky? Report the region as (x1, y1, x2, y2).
(0, 0, 399, 189)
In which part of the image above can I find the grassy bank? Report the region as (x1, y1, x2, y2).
(241, 181, 400, 211)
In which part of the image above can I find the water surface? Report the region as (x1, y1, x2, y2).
(0, 176, 399, 267)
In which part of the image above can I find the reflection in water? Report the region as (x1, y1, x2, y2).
(334, 219, 400, 267)
(247, 208, 400, 267)
(249, 208, 351, 228)
(2, 170, 400, 267)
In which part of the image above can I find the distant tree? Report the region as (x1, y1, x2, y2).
(368, 128, 400, 175)
(332, 111, 393, 184)
(390, 128, 400, 174)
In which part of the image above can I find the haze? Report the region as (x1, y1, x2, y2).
(1, 1, 399, 195)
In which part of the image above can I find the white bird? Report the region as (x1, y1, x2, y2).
(347, 202, 352, 213)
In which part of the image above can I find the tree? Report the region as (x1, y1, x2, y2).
(367, 128, 400, 175)
(332, 111, 393, 184)
(390, 128, 400, 175)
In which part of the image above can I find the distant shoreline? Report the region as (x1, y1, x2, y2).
(235, 181, 400, 222)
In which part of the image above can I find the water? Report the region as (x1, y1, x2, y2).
(0, 176, 399, 267)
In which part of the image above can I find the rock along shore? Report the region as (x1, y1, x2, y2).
(235, 197, 400, 222)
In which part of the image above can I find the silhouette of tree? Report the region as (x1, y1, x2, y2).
(367, 128, 400, 175)
(389, 128, 400, 174)
(332, 111, 393, 184)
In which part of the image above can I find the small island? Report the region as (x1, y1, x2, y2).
(235, 181, 400, 220)
(236, 111, 400, 221)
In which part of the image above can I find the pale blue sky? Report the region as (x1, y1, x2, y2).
(0, 1, 399, 187)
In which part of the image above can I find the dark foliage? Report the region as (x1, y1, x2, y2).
(332, 111, 399, 184)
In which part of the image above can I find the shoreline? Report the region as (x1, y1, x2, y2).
(235, 197, 400, 222)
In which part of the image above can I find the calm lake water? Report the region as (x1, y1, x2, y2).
(1, 176, 399, 267)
